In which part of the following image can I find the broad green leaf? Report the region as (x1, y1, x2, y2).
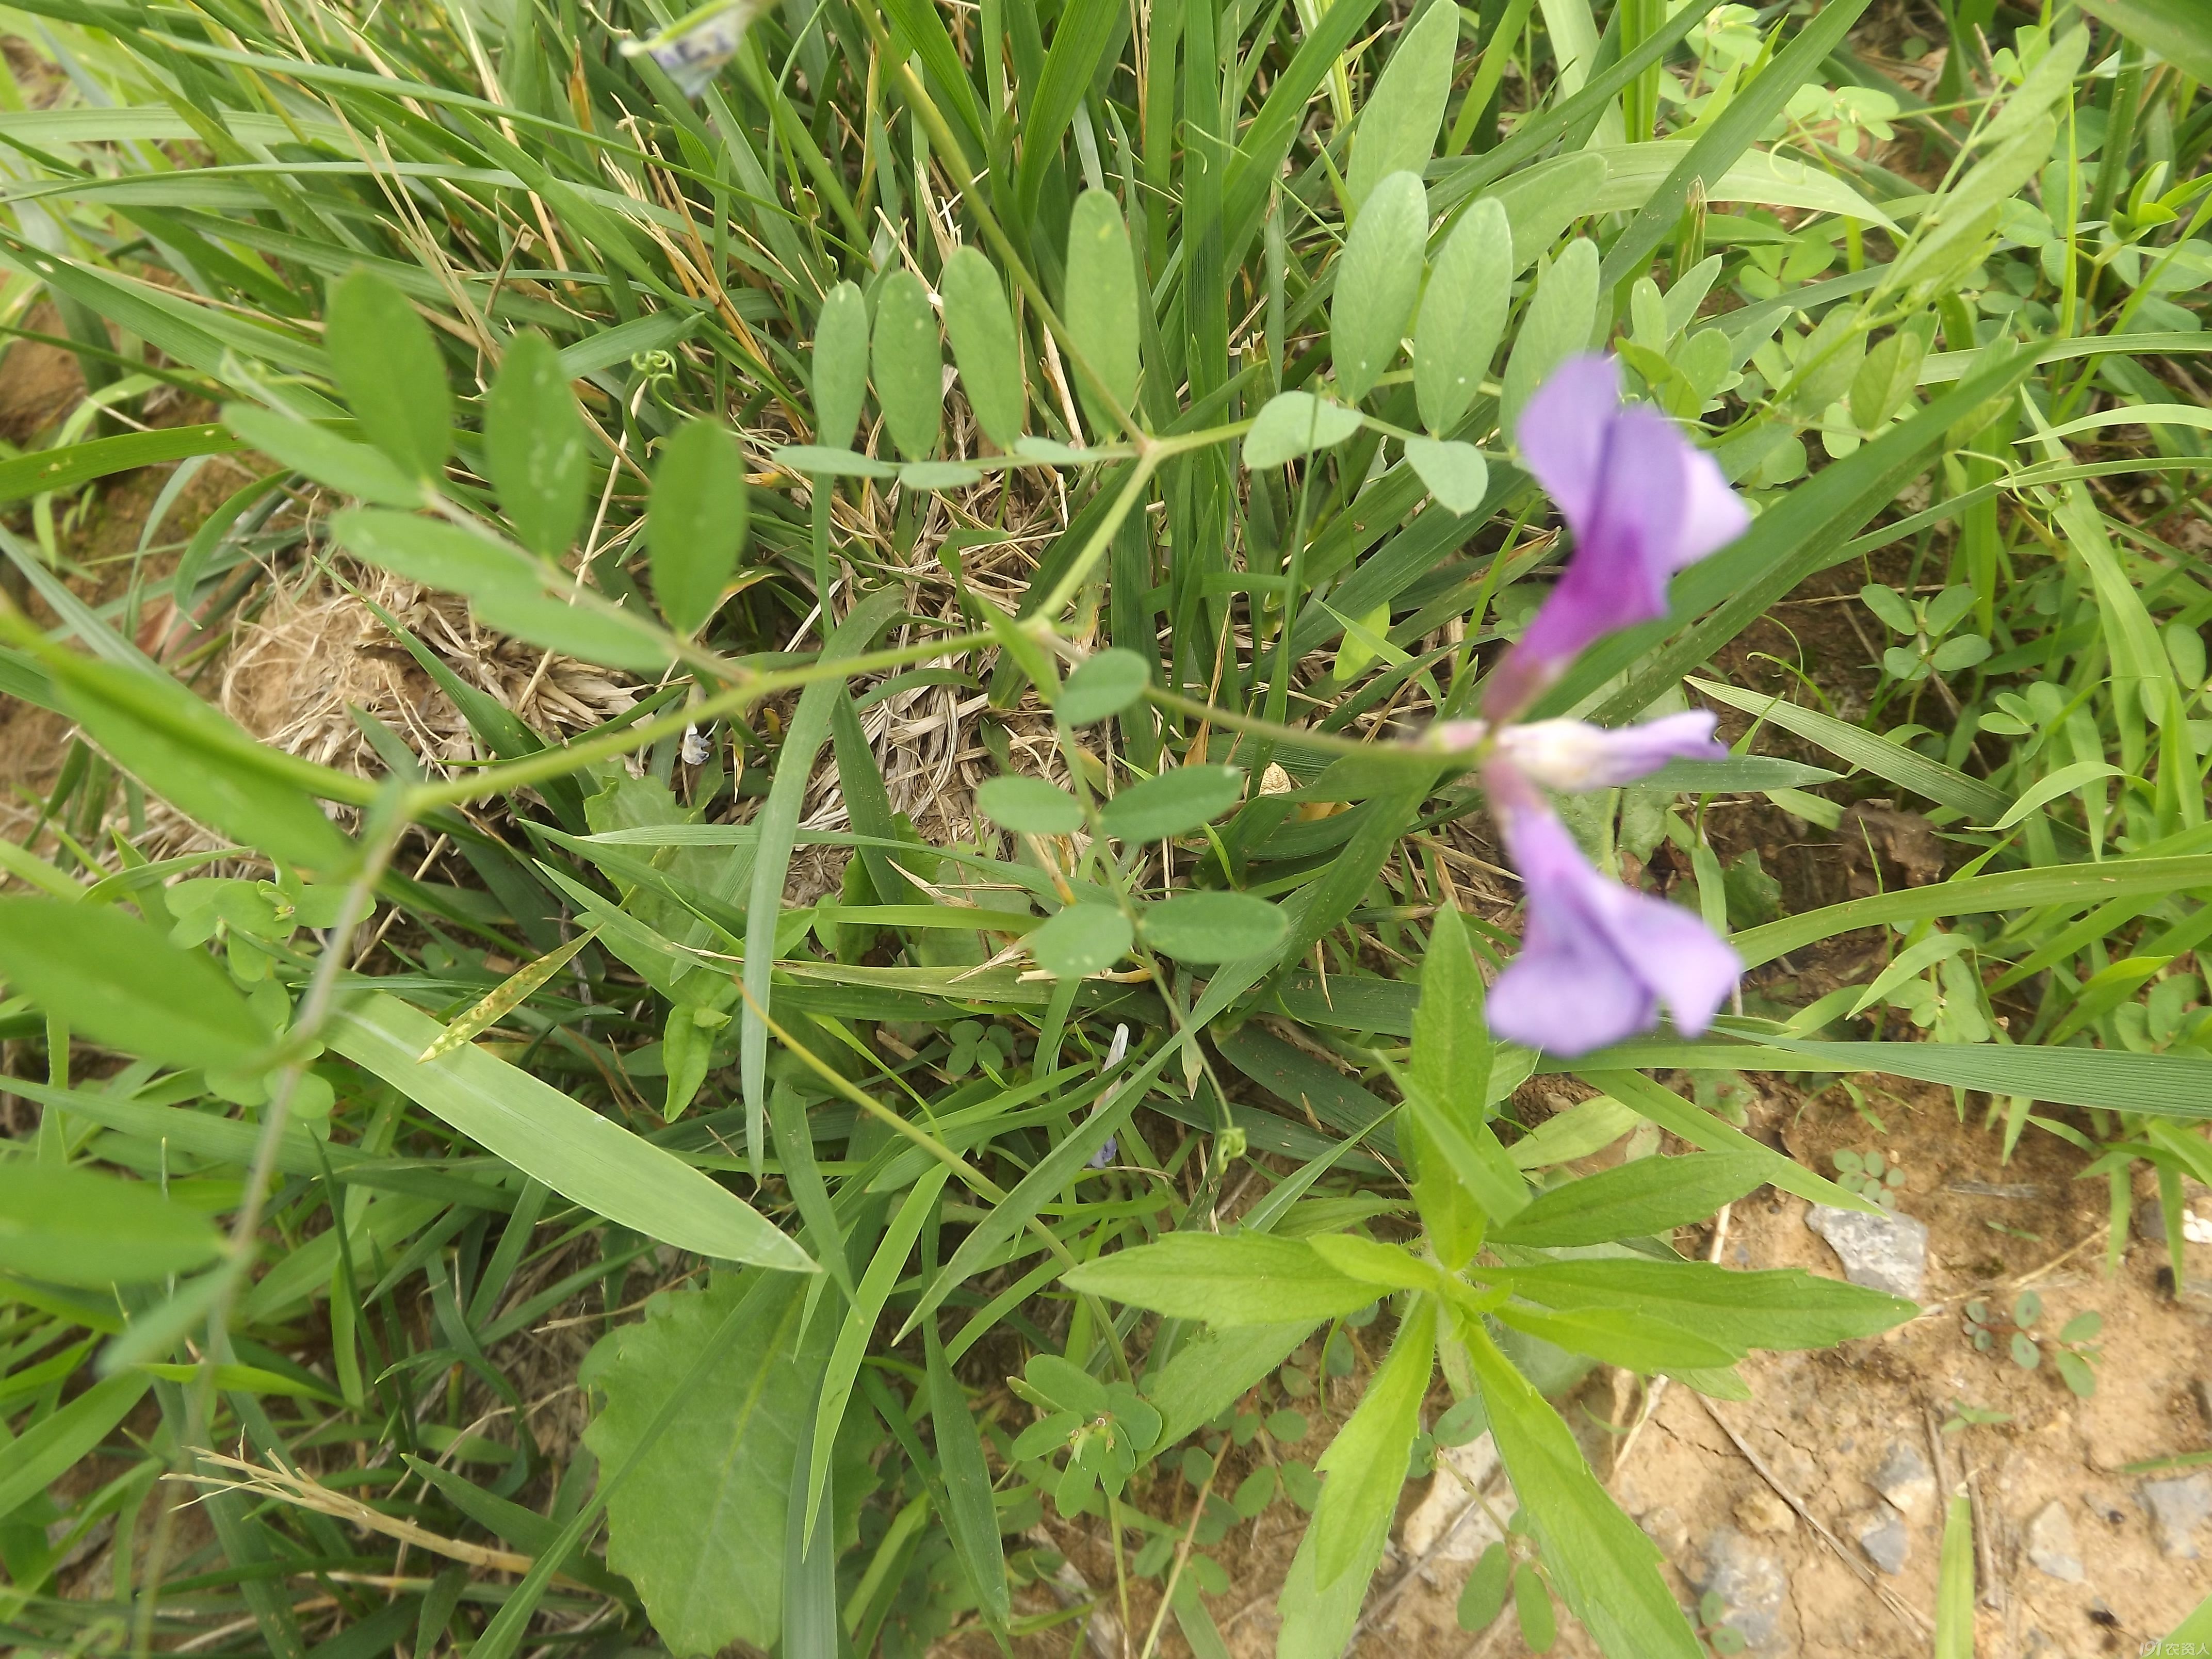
(1313, 1299, 1434, 1586)
(871, 271, 942, 461)
(0, 898, 269, 1071)
(328, 268, 451, 480)
(811, 281, 870, 448)
(1063, 190, 1141, 439)
(1414, 197, 1512, 435)
(1030, 903, 1133, 978)
(1849, 319, 1933, 432)
(1097, 765, 1244, 841)
(1140, 891, 1287, 963)
(332, 508, 538, 599)
(1346, 0, 1458, 210)
(581, 1272, 824, 1656)
(465, 590, 672, 673)
(1331, 170, 1428, 403)
(1414, 903, 1492, 1127)
(1463, 1317, 1703, 1659)
(1506, 1094, 1638, 1168)
(46, 647, 355, 871)
(330, 992, 812, 1273)
(1459, 1543, 1512, 1631)
(1144, 1321, 1317, 1450)
(1491, 1302, 1738, 1373)
(484, 330, 591, 560)
(1243, 391, 1364, 469)
(1490, 1153, 1770, 1247)
(975, 774, 1084, 835)
(1059, 648, 1150, 724)
(939, 247, 1025, 450)
(1063, 1234, 1381, 1325)
(1501, 238, 1600, 434)
(1480, 1258, 1916, 1350)
(221, 404, 427, 507)
(0, 1162, 222, 1286)
(2076, 0, 2212, 83)
(0, 1371, 151, 1517)
(647, 419, 749, 636)
(2165, 1589, 2212, 1649)
(928, 1328, 1011, 1624)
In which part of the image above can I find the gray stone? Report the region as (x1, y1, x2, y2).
(2025, 1501, 2084, 1582)
(1690, 1527, 1791, 1654)
(1807, 1204, 1929, 1301)
(1872, 1440, 1937, 1518)
(2142, 1474, 2212, 1558)
(1854, 1506, 1910, 1575)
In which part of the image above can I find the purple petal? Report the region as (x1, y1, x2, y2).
(1671, 443, 1751, 570)
(1487, 358, 1749, 721)
(1514, 354, 1620, 532)
(1511, 409, 1686, 670)
(1494, 710, 1726, 792)
(1484, 786, 1741, 1055)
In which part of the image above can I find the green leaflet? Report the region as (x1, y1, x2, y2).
(647, 418, 750, 636)
(1063, 189, 1142, 440)
(871, 271, 942, 461)
(1500, 237, 1599, 433)
(1345, 0, 1457, 211)
(327, 268, 451, 480)
(939, 247, 1025, 450)
(811, 281, 870, 448)
(484, 330, 591, 560)
(1331, 170, 1427, 403)
(1414, 196, 1511, 436)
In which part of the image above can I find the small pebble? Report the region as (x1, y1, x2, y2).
(1855, 1506, 1910, 1576)
(2025, 1501, 2084, 1582)
(1872, 1440, 1936, 1519)
(1807, 1204, 1929, 1301)
(2143, 1474, 2212, 1559)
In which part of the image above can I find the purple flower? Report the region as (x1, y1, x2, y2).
(1486, 357, 1749, 719)
(1492, 710, 1726, 792)
(1483, 765, 1739, 1056)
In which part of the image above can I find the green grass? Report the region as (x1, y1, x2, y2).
(0, 0, 2209, 1653)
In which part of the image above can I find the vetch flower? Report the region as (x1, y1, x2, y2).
(1492, 710, 1727, 793)
(1483, 762, 1740, 1056)
(1485, 356, 1749, 719)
